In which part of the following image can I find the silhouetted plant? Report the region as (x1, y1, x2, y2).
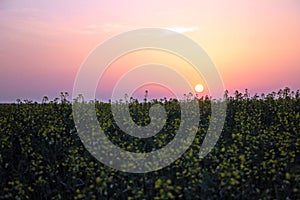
(0, 88, 299, 199)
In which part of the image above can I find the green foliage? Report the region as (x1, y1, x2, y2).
(0, 88, 299, 199)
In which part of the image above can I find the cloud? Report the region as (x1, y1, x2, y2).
(80, 24, 126, 35)
(102, 24, 125, 32)
(81, 24, 201, 35)
(167, 26, 200, 33)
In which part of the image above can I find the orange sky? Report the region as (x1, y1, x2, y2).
(0, 0, 299, 102)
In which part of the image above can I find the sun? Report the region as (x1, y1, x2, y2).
(195, 84, 204, 93)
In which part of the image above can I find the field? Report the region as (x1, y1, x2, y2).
(0, 88, 299, 199)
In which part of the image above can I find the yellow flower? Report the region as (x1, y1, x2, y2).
(96, 177, 101, 184)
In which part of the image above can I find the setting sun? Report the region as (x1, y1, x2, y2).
(195, 84, 204, 93)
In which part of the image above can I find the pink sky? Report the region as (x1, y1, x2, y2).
(0, 0, 299, 102)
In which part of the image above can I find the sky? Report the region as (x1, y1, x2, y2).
(0, 0, 299, 102)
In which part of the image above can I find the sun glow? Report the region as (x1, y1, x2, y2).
(195, 84, 204, 93)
